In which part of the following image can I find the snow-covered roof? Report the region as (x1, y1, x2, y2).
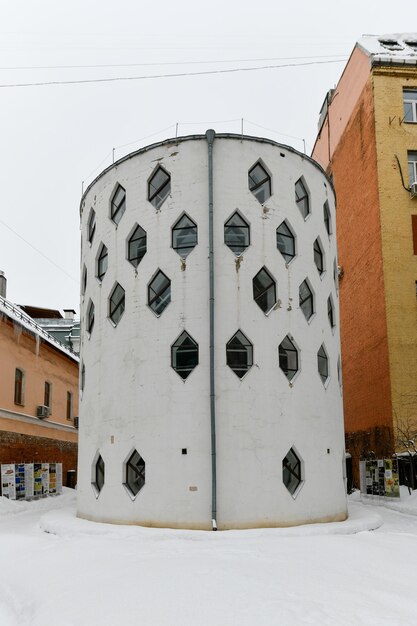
(0, 295, 79, 363)
(358, 33, 417, 66)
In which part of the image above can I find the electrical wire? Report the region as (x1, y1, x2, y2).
(0, 54, 347, 71)
(0, 58, 347, 89)
(0, 218, 78, 283)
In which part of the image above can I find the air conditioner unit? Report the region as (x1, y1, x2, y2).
(73, 416, 79, 429)
(37, 405, 49, 419)
(410, 182, 417, 198)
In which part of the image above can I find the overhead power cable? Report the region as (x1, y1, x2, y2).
(0, 54, 347, 71)
(0, 217, 78, 283)
(0, 58, 347, 89)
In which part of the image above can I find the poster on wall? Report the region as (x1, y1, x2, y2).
(56, 463, 63, 495)
(1, 464, 16, 500)
(15, 464, 26, 500)
(384, 459, 400, 498)
(41, 463, 49, 496)
(33, 463, 43, 497)
(24, 464, 34, 500)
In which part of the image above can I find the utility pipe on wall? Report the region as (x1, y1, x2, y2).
(206, 128, 217, 531)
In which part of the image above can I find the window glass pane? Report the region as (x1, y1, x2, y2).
(111, 185, 126, 224)
(318, 345, 329, 382)
(283, 448, 302, 495)
(95, 455, 105, 492)
(279, 336, 298, 381)
(126, 450, 145, 496)
(148, 271, 171, 316)
(172, 215, 197, 258)
(97, 245, 108, 280)
(128, 225, 147, 267)
(226, 331, 253, 378)
(248, 163, 271, 203)
(109, 283, 125, 325)
(224, 212, 250, 255)
(314, 239, 324, 274)
(171, 331, 198, 379)
(253, 268, 276, 313)
(295, 178, 309, 218)
(276, 221, 295, 261)
(149, 168, 171, 208)
(299, 280, 313, 320)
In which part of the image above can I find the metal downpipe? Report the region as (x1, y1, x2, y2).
(206, 128, 217, 531)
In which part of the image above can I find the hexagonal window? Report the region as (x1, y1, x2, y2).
(92, 454, 105, 495)
(171, 331, 199, 380)
(81, 265, 87, 297)
(318, 344, 329, 384)
(299, 279, 314, 321)
(110, 184, 126, 225)
(248, 162, 271, 203)
(148, 270, 171, 316)
(295, 178, 310, 219)
(328, 295, 335, 328)
(276, 220, 296, 263)
(127, 224, 147, 268)
(87, 299, 95, 335)
(323, 201, 332, 236)
(333, 258, 339, 292)
(314, 238, 325, 275)
(224, 211, 250, 255)
(148, 166, 171, 209)
(279, 335, 299, 381)
(109, 282, 125, 326)
(81, 362, 85, 392)
(172, 214, 197, 258)
(87, 208, 96, 244)
(253, 267, 276, 313)
(96, 243, 108, 281)
(124, 449, 145, 497)
(283, 447, 302, 496)
(226, 330, 253, 379)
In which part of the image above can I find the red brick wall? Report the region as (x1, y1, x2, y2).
(0, 431, 77, 487)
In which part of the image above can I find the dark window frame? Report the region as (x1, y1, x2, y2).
(87, 300, 95, 334)
(87, 209, 96, 244)
(171, 331, 199, 380)
(44, 381, 52, 409)
(295, 178, 310, 219)
(226, 330, 253, 379)
(172, 214, 198, 258)
(276, 220, 296, 262)
(323, 201, 332, 236)
(96, 244, 108, 281)
(110, 184, 126, 225)
(283, 448, 302, 496)
(14, 368, 24, 405)
(253, 267, 277, 313)
(66, 391, 72, 420)
(328, 296, 335, 328)
(279, 336, 299, 381)
(94, 454, 105, 494)
(127, 224, 147, 268)
(317, 344, 329, 384)
(109, 282, 126, 326)
(314, 238, 324, 275)
(248, 162, 271, 203)
(148, 270, 171, 316)
(125, 450, 146, 497)
(224, 211, 250, 256)
(299, 279, 314, 321)
(148, 166, 171, 209)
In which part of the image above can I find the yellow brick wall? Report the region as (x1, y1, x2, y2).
(373, 67, 417, 431)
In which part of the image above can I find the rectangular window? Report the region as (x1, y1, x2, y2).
(403, 89, 417, 123)
(66, 391, 72, 420)
(408, 151, 417, 185)
(14, 368, 24, 405)
(412, 216, 417, 254)
(44, 381, 52, 409)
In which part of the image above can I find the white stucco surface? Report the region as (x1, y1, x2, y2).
(77, 133, 347, 529)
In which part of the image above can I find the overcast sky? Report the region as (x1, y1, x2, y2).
(0, 0, 413, 314)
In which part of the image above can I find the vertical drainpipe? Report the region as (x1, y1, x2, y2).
(206, 129, 217, 531)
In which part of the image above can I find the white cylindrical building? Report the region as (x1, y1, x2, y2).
(77, 132, 347, 529)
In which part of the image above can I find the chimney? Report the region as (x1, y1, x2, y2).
(63, 308, 76, 321)
(0, 271, 7, 299)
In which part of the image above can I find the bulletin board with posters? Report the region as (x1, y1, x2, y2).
(1, 464, 16, 499)
(360, 459, 400, 498)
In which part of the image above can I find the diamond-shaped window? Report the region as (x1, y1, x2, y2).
(283, 447, 302, 496)
(110, 184, 126, 225)
(323, 201, 332, 236)
(92, 454, 105, 495)
(253, 267, 276, 313)
(295, 178, 310, 219)
(148, 270, 171, 316)
(226, 330, 253, 379)
(124, 450, 145, 497)
(224, 212, 250, 255)
(248, 162, 271, 203)
(87, 208, 96, 244)
(314, 238, 325, 275)
(276, 220, 296, 263)
(96, 243, 108, 281)
(279, 335, 299, 381)
(148, 166, 171, 209)
(317, 344, 329, 384)
(171, 331, 198, 380)
(172, 214, 197, 258)
(87, 299, 95, 335)
(328, 295, 335, 328)
(299, 279, 314, 321)
(109, 282, 125, 326)
(127, 224, 147, 268)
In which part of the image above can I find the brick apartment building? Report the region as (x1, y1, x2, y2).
(0, 273, 79, 484)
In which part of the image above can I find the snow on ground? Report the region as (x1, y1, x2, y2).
(0, 489, 416, 626)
